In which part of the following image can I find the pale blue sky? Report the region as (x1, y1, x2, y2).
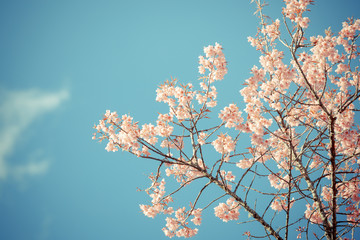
(1, 1, 360, 239)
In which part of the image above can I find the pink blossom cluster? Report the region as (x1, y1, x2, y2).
(140, 177, 201, 238)
(337, 180, 360, 203)
(94, 110, 181, 156)
(339, 18, 360, 39)
(197, 132, 207, 145)
(155, 113, 174, 137)
(220, 170, 236, 190)
(140, 178, 173, 218)
(196, 84, 218, 108)
(267, 128, 299, 169)
(236, 158, 254, 169)
(304, 202, 323, 224)
(247, 36, 266, 51)
(139, 123, 158, 145)
(165, 157, 206, 184)
(282, 0, 312, 28)
(268, 174, 290, 190)
(291, 28, 360, 157)
(160, 136, 184, 150)
(337, 18, 360, 58)
(156, 82, 195, 120)
(198, 42, 228, 82)
(190, 208, 202, 226)
(218, 104, 244, 129)
(162, 207, 201, 238)
(335, 112, 360, 157)
(270, 197, 295, 211)
(211, 133, 236, 154)
(309, 155, 322, 169)
(220, 170, 235, 182)
(261, 19, 281, 42)
(321, 186, 332, 203)
(214, 198, 241, 222)
(345, 205, 360, 226)
(93, 111, 142, 155)
(240, 66, 264, 103)
(309, 35, 342, 65)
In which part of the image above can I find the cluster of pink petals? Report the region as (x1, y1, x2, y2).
(140, 178, 173, 218)
(160, 136, 184, 150)
(335, 114, 360, 157)
(339, 18, 360, 39)
(140, 177, 203, 238)
(140, 123, 158, 145)
(247, 36, 266, 51)
(220, 170, 235, 182)
(309, 155, 322, 169)
(259, 49, 285, 73)
(195, 84, 218, 108)
(220, 170, 236, 190)
(211, 133, 236, 154)
(288, 26, 360, 158)
(321, 186, 332, 203)
(218, 104, 244, 129)
(304, 202, 323, 224)
(156, 83, 195, 120)
(271, 197, 295, 211)
(155, 113, 174, 137)
(268, 174, 290, 190)
(198, 42, 228, 82)
(165, 158, 206, 184)
(261, 19, 281, 42)
(267, 129, 299, 169)
(337, 180, 360, 203)
(240, 66, 264, 103)
(283, 0, 312, 28)
(94, 111, 142, 155)
(345, 205, 360, 226)
(190, 209, 202, 226)
(197, 132, 207, 145)
(93, 110, 184, 157)
(162, 207, 200, 238)
(214, 198, 241, 222)
(236, 158, 254, 169)
(310, 35, 342, 64)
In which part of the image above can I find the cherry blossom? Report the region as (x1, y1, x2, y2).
(93, 1, 360, 239)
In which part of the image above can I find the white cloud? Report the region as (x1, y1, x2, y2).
(0, 88, 69, 180)
(12, 160, 50, 180)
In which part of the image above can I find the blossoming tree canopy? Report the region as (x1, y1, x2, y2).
(93, 0, 360, 239)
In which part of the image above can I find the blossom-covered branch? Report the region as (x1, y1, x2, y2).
(93, 0, 360, 239)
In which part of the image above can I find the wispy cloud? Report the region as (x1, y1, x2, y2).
(12, 160, 50, 180)
(0, 88, 69, 180)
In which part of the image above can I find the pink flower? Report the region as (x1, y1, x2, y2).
(236, 159, 253, 169)
(219, 104, 243, 129)
(198, 43, 228, 81)
(191, 209, 202, 225)
(262, 19, 281, 42)
(268, 174, 289, 190)
(198, 132, 207, 145)
(212, 133, 236, 154)
(304, 202, 323, 224)
(214, 198, 241, 222)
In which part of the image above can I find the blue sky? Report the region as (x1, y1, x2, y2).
(1, 0, 360, 239)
